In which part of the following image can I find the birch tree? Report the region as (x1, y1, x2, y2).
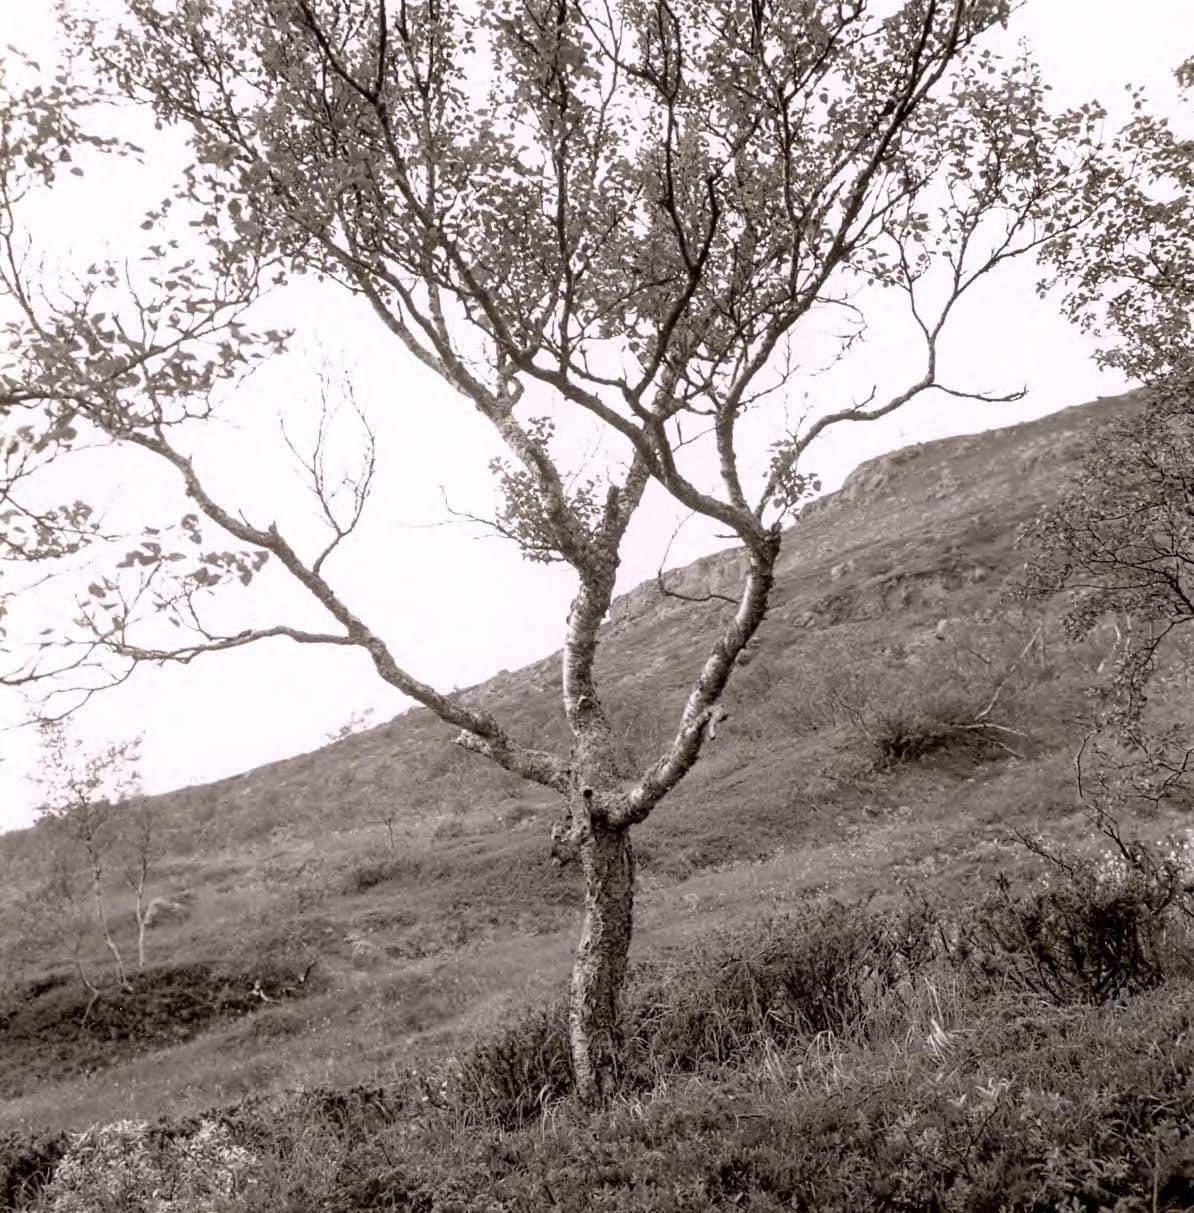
(120, 794, 163, 970)
(13, 842, 105, 1012)
(0, 0, 1161, 1103)
(33, 723, 144, 991)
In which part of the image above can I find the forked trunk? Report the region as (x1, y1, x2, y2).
(569, 819, 635, 1107)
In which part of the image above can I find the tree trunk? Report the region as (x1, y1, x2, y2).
(72, 949, 101, 1024)
(135, 883, 147, 970)
(569, 818, 635, 1107)
(89, 864, 129, 990)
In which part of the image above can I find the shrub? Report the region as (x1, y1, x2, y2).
(0, 1128, 71, 1210)
(39, 1118, 257, 1212)
(0, 960, 317, 1102)
(430, 815, 466, 840)
(857, 690, 1003, 765)
(445, 897, 941, 1130)
(829, 654, 1026, 768)
(15, 913, 1194, 1211)
(950, 842, 1194, 1005)
(452, 1002, 574, 1130)
(761, 616, 1057, 769)
(338, 856, 402, 894)
(410, 983, 1194, 1212)
(626, 899, 939, 1074)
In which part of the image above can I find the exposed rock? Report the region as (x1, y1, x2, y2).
(836, 442, 925, 505)
(596, 394, 1147, 639)
(144, 891, 194, 929)
(935, 616, 965, 641)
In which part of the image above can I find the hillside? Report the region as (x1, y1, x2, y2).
(0, 387, 1149, 866)
(4, 386, 1194, 1210)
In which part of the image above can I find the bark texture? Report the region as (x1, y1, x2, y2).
(569, 816, 635, 1107)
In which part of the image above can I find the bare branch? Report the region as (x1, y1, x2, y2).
(278, 364, 378, 576)
(654, 514, 738, 606)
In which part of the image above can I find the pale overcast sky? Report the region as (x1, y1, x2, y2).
(0, 2, 1187, 831)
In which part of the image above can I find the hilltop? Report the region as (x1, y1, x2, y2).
(4, 386, 1194, 1211)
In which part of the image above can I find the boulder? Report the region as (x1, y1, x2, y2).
(144, 891, 194, 929)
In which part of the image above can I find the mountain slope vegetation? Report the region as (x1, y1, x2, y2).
(4, 388, 1194, 1211)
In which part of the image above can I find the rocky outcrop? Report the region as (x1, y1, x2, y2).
(603, 390, 1149, 633)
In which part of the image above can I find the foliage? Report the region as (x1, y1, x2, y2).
(1037, 56, 1194, 385)
(372, 937, 1194, 1211)
(950, 849, 1194, 1006)
(453, 1002, 575, 1131)
(39, 1118, 257, 1213)
(6, 878, 1194, 1210)
(34, 722, 142, 827)
(8, 846, 104, 1000)
(1023, 54, 1194, 723)
(485, 417, 606, 565)
(627, 900, 938, 1069)
(951, 724, 1194, 1006)
(1018, 378, 1194, 722)
(411, 1007, 1194, 1213)
(2, 0, 1106, 734)
(446, 898, 940, 1129)
(0, 1127, 71, 1211)
(740, 614, 1053, 768)
(27, 724, 148, 994)
(337, 854, 406, 895)
(0, 962, 316, 1101)
(13, 932, 1194, 1210)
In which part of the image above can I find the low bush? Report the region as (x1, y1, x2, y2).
(829, 649, 1031, 769)
(405, 982, 1194, 1212)
(453, 1003, 573, 1131)
(337, 855, 407, 894)
(10, 897, 1194, 1210)
(0, 1128, 71, 1210)
(949, 840, 1194, 1005)
(626, 898, 939, 1074)
(443, 870, 1194, 1142)
(446, 897, 941, 1131)
(207, 1085, 412, 1213)
(37, 1118, 257, 1213)
(0, 961, 316, 1099)
(742, 616, 1062, 770)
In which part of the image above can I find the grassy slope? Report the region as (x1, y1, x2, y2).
(1, 387, 1180, 1141)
